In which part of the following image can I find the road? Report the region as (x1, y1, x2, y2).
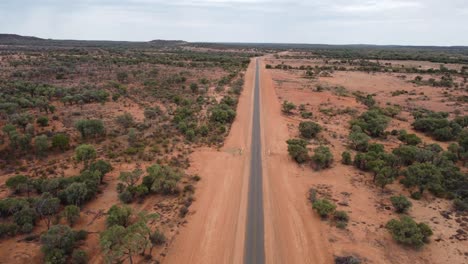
(244, 59, 265, 264)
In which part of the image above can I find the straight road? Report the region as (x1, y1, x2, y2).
(244, 58, 265, 264)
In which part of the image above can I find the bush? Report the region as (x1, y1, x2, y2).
(386, 216, 433, 248)
(335, 256, 361, 264)
(311, 146, 333, 170)
(299, 121, 322, 139)
(312, 199, 336, 218)
(334, 210, 349, 228)
(116, 112, 134, 128)
(351, 110, 390, 137)
(348, 131, 370, 152)
(150, 229, 167, 246)
(41, 225, 77, 256)
(282, 101, 296, 114)
(143, 164, 182, 195)
(37, 116, 49, 127)
(390, 195, 412, 213)
(341, 151, 352, 165)
(0, 223, 19, 238)
(75, 119, 105, 139)
(118, 190, 134, 204)
(52, 134, 70, 151)
(286, 139, 309, 164)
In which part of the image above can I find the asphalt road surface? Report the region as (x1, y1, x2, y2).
(244, 58, 265, 264)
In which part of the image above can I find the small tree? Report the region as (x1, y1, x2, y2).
(6, 175, 29, 194)
(311, 146, 333, 170)
(299, 121, 322, 139)
(75, 119, 105, 139)
(34, 135, 49, 157)
(75, 144, 96, 168)
(119, 169, 143, 187)
(71, 249, 88, 264)
(106, 205, 132, 227)
(348, 131, 370, 151)
(35, 193, 60, 229)
(89, 160, 113, 183)
(64, 182, 88, 206)
(41, 225, 77, 259)
(63, 205, 80, 226)
(390, 195, 412, 213)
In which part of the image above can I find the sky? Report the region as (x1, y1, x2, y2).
(0, 0, 467, 46)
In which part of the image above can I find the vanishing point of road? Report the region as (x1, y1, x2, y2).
(244, 58, 265, 264)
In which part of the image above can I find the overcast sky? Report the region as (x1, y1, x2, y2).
(1, 0, 467, 45)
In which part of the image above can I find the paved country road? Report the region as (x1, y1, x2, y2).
(244, 59, 265, 264)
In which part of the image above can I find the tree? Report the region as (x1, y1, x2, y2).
(11, 113, 33, 132)
(74, 119, 105, 139)
(119, 169, 143, 187)
(6, 175, 29, 194)
(299, 121, 322, 139)
(375, 166, 397, 189)
(41, 225, 77, 258)
(312, 199, 336, 218)
(64, 182, 88, 206)
(89, 160, 113, 183)
(34, 135, 49, 157)
(311, 146, 333, 170)
(390, 195, 412, 213)
(35, 193, 60, 229)
(100, 222, 148, 264)
(282, 100, 296, 114)
(75, 144, 96, 168)
(341, 151, 352, 165)
(37, 116, 49, 127)
(52, 133, 70, 151)
(402, 163, 442, 195)
(63, 205, 80, 226)
(71, 249, 88, 264)
(106, 205, 132, 227)
(13, 207, 36, 232)
(386, 216, 432, 248)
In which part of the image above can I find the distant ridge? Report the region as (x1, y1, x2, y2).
(0, 34, 46, 44)
(0, 34, 188, 48)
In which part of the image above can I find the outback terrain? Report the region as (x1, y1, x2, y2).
(0, 35, 467, 264)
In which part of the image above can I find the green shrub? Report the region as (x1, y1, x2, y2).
(386, 216, 433, 248)
(299, 121, 322, 139)
(286, 139, 309, 164)
(390, 195, 412, 213)
(312, 199, 336, 218)
(71, 249, 88, 264)
(37, 116, 49, 127)
(311, 146, 333, 170)
(341, 151, 352, 165)
(282, 101, 296, 114)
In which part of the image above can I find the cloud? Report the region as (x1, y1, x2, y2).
(0, 0, 467, 45)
